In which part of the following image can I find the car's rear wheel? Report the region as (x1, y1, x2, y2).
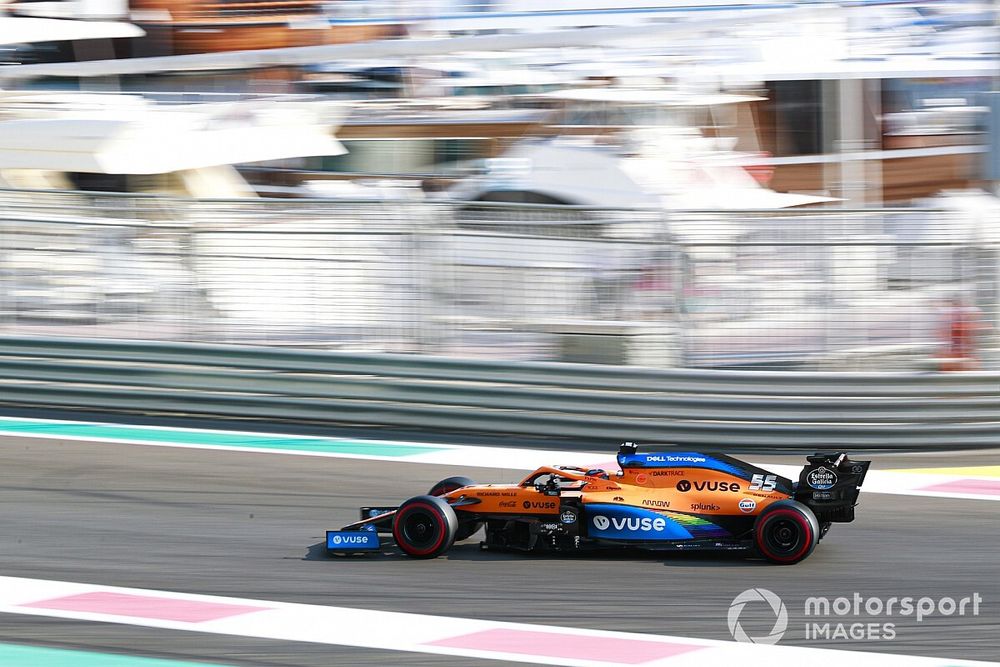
(753, 500, 819, 564)
(428, 476, 482, 541)
(392, 495, 458, 559)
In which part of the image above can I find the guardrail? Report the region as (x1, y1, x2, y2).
(0, 337, 997, 449)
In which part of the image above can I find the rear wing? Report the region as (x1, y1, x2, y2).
(794, 452, 871, 523)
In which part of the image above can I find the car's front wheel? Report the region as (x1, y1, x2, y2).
(753, 500, 819, 564)
(428, 476, 482, 541)
(392, 495, 458, 559)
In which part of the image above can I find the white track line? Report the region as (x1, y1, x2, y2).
(1, 416, 998, 502)
(0, 576, 993, 667)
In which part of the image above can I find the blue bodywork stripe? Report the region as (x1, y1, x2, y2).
(617, 452, 746, 478)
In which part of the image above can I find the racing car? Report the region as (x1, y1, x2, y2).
(326, 443, 870, 564)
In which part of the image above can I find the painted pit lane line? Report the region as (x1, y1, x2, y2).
(1, 416, 998, 502)
(0, 576, 994, 667)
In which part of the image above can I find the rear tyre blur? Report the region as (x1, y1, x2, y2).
(753, 500, 819, 564)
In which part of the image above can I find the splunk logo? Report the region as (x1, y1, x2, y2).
(592, 515, 667, 533)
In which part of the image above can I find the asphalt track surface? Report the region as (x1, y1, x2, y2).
(1, 432, 999, 666)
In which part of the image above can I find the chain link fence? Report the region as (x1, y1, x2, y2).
(0, 188, 996, 370)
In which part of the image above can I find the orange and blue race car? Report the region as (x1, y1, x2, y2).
(326, 443, 870, 564)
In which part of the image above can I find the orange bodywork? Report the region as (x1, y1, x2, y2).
(443, 464, 791, 519)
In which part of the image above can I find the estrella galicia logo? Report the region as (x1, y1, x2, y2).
(676, 480, 692, 492)
(807, 467, 838, 490)
(593, 515, 610, 530)
(728, 588, 788, 644)
(560, 510, 577, 524)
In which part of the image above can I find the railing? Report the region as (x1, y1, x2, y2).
(0, 336, 997, 448)
(0, 191, 996, 370)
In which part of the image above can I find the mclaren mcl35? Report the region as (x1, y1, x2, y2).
(326, 443, 870, 564)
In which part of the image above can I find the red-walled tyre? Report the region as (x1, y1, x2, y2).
(428, 476, 482, 541)
(392, 495, 458, 559)
(428, 476, 476, 496)
(753, 500, 820, 565)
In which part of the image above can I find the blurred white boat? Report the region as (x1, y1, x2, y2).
(0, 92, 344, 197)
(445, 86, 837, 257)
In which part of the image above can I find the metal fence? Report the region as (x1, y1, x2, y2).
(0, 188, 996, 370)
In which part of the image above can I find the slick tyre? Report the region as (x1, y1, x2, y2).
(428, 476, 476, 496)
(753, 500, 820, 565)
(428, 476, 482, 541)
(392, 495, 458, 559)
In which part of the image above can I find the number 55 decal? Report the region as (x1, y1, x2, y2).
(749, 474, 777, 492)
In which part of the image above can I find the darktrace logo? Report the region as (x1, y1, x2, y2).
(676, 480, 692, 492)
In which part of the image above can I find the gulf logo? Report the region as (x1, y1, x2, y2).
(738, 498, 757, 513)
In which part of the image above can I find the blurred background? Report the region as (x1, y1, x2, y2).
(1, 0, 999, 371)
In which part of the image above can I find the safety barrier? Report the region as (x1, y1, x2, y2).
(1, 190, 995, 371)
(0, 336, 997, 448)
